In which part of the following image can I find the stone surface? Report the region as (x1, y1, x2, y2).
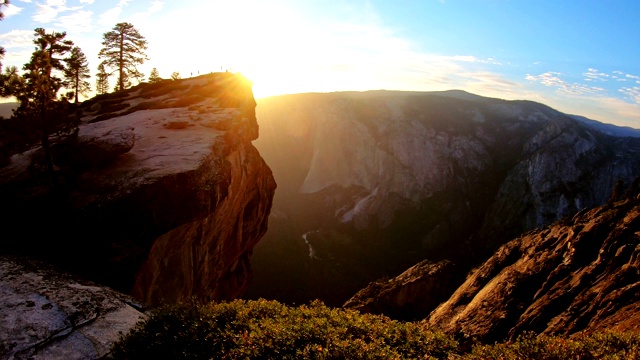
(0, 255, 146, 360)
(74, 124, 136, 166)
(343, 260, 465, 321)
(0, 73, 276, 307)
(426, 189, 640, 342)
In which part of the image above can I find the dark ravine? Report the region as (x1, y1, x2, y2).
(247, 90, 640, 306)
(0, 73, 276, 306)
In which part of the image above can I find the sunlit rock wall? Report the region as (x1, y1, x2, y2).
(0, 73, 276, 307)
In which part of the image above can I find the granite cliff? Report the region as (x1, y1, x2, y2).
(247, 90, 640, 306)
(0, 73, 276, 307)
(426, 184, 640, 342)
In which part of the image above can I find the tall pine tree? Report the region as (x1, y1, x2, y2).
(63, 46, 90, 103)
(19, 28, 73, 188)
(98, 22, 148, 91)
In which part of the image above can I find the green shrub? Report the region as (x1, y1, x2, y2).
(108, 299, 458, 360)
(466, 331, 640, 360)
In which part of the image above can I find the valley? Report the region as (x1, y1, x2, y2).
(245, 90, 640, 309)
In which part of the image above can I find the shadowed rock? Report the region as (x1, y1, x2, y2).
(343, 260, 465, 321)
(0, 255, 146, 360)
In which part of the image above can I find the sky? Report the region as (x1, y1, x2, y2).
(1, 0, 639, 128)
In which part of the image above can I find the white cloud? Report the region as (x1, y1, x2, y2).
(79, 0, 94, 3)
(3, 4, 24, 18)
(98, 6, 122, 26)
(33, 3, 58, 22)
(620, 87, 640, 104)
(0, 29, 34, 48)
(625, 74, 640, 85)
(126, 1, 164, 24)
(583, 68, 609, 82)
(526, 72, 564, 87)
(149, 1, 163, 12)
(451, 55, 502, 65)
(3, 49, 33, 74)
(17, 0, 33, 3)
(526, 72, 605, 96)
(55, 10, 93, 33)
(98, 0, 136, 26)
(32, 0, 80, 23)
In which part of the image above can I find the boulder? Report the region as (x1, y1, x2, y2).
(0, 255, 146, 360)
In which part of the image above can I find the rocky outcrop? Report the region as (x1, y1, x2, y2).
(426, 187, 640, 342)
(246, 90, 640, 306)
(343, 260, 465, 320)
(0, 73, 276, 306)
(0, 255, 146, 360)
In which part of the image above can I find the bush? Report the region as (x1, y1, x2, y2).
(466, 331, 640, 360)
(108, 299, 458, 359)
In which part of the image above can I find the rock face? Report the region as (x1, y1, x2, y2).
(0, 73, 276, 306)
(246, 90, 640, 306)
(0, 255, 146, 360)
(427, 188, 640, 342)
(343, 260, 465, 321)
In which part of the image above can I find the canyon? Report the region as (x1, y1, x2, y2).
(247, 90, 640, 307)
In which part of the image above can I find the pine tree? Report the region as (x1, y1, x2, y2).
(0, 65, 23, 98)
(19, 28, 73, 188)
(95, 63, 110, 95)
(98, 22, 149, 91)
(63, 46, 90, 103)
(148, 67, 162, 83)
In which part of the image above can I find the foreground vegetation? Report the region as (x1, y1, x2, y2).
(109, 299, 640, 359)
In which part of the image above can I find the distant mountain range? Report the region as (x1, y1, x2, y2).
(245, 89, 640, 307)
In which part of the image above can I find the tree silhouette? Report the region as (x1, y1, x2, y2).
(17, 28, 73, 188)
(63, 46, 90, 103)
(148, 67, 162, 83)
(98, 22, 149, 91)
(0, 65, 23, 97)
(171, 71, 181, 81)
(95, 63, 110, 95)
(0, 0, 10, 71)
(0, 0, 8, 20)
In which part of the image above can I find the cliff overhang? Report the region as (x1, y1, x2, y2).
(0, 72, 276, 306)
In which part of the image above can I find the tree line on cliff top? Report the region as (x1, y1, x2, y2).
(0, 0, 156, 188)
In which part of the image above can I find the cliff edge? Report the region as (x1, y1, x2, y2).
(0, 73, 276, 306)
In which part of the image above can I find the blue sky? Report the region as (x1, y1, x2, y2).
(1, 0, 639, 128)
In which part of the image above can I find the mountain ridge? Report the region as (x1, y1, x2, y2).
(246, 89, 640, 306)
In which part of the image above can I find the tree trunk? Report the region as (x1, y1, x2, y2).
(40, 93, 57, 189)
